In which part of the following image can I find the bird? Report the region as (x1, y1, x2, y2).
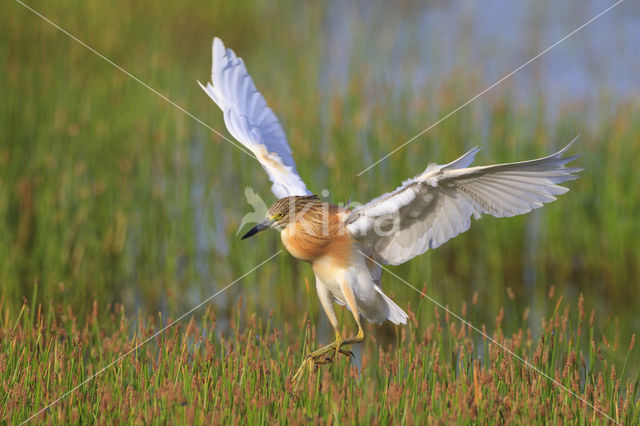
(198, 37, 581, 386)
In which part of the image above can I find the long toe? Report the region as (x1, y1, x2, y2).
(292, 358, 312, 388)
(339, 348, 355, 359)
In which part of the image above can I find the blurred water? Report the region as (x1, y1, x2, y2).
(323, 0, 639, 119)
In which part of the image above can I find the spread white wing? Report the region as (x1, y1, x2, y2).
(346, 141, 582, 265)
(198, 37, 311, 199)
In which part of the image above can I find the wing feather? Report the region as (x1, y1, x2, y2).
(347, 140, 581, 265)
(199, 38, 311, 199)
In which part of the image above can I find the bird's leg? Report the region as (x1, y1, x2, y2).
(340, 324, 365, 347)
(307, 279, 353, 362)
(293, 282, 354, 388)
(337, 278, 366, 349)
(304, 278, 365, 362)
(331, 329, 355, 361)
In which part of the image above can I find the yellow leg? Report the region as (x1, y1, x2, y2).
(339, 275, 366, 347)
(292, 277, 365, 390)
(292, 328, 353, 388)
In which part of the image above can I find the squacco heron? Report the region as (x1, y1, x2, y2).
(198, 38, 581, 386)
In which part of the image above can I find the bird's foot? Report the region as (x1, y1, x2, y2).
(316, 348, 354, 364)
(291, 341, 354, 389)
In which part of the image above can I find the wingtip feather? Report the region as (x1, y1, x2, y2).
(443, 146, 482, 170)
(554, 134, 581, 157)
(212, 37, 224, 56)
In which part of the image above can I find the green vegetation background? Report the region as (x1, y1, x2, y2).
(1, 0, 639, 421)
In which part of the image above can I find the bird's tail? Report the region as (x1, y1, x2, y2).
(374, 286, 408, 325)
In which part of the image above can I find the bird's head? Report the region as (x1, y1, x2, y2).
(241, 195, 320, 239)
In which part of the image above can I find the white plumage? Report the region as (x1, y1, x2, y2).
(346, 141, 582, 265)
(198, 38, 310, 199)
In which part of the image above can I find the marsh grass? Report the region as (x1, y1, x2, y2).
(1, 289, 638, 424)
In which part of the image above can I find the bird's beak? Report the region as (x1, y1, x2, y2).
(241, 218, 274, 240)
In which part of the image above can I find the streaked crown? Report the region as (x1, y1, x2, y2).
(268, 195, 322, 225)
